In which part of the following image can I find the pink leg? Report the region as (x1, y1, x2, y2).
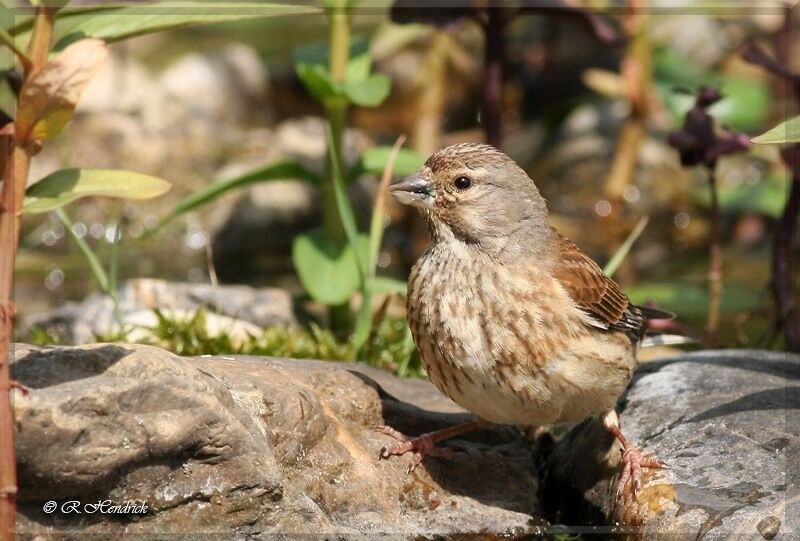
(601, 410, 666, 498)
(376, 420, 482, 473)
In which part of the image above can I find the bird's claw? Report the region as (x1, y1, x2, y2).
(616, 446, 666, 499)
(375, 425, 454, 473)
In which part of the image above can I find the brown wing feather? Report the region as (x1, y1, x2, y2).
(551, 232, 645, 338)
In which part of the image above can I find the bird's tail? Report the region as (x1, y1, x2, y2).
(637, 305, 697, 348)
(640, 333, 697, 348)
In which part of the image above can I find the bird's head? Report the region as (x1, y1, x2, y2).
(390, 143, 550, 252)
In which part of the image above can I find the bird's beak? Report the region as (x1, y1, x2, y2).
(389, 174, 435, 209)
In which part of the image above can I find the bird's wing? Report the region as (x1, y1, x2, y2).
(550, 232, 646, 338)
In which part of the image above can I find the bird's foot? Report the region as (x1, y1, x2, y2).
(616, 444, 667, 499)
(376, 425, 455, 473)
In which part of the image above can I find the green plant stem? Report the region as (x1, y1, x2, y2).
(109, 223, 122, 329)
(325, 0, 351, 330)
(603, 216, 649, 278)
(323, 0, 350, 244)
(56, 209, 110, 293)
(323, 103, 347, 243)
(353, 135, 406, 355)
(0, 28, 32, 72)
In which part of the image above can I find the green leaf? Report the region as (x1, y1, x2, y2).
(362, 146, 424, 176)
(752, 115, 800, 144)
(292, 230, 368, 305)
(346, 50, 371, 83)
(296, 62, 342, 104)
(371, 276, 407, 294)
(157, 159, 321, 229)
(24, 168, 171, 214)
(346, 146, 424, 185)
(45, 2, 320, 51)
(344, 73, 390, 107)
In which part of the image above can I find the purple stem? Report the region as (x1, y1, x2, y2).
(482, 8, 505, 148)
(775, 148, 800, 351)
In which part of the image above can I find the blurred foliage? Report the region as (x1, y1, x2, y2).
(655, 49, 771, 132)
(693, 173, 788, 219)
(627, 283, 762, 318)
(29, 307, 424, 378)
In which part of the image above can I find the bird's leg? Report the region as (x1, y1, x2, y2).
(376, 419, 483, 473)
(601, 410, 666, 498)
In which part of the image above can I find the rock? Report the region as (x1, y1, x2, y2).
(23, 278, 297, 344)
(13, 343, 547, 538)
(542, 350, 799, 539)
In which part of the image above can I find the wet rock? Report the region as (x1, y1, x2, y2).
(542, 349, 799, 540)
(13, 343, 547, 539)
(23, 278, 297, 344)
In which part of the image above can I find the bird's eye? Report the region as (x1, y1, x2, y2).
(453, 176, 472, 190)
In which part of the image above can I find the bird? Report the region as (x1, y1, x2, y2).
(378, 142, 668, 498)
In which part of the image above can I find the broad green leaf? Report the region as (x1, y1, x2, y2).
(344, 73, 390, 107)
(24, 168, 171, 213)
(45, 2, 321, 51)
(17, 38, 107, 141)
(292, 230, 368, 305)
(752, 115, 800, 144)
(158, 159, 321, 229)
(296, 62, 342, 104)
(346, 50, 371, 83)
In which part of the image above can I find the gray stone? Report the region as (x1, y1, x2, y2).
(13, 343, 547, 539)
(23, 279, 297, 344)
(542, 349, 799, 540)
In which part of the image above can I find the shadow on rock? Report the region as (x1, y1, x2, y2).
(13, 343, 134, 389)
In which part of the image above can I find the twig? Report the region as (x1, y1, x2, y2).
(773, 149, 800, 351)
(603, 0, 650, 200)
(705, 167, 722, 343)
